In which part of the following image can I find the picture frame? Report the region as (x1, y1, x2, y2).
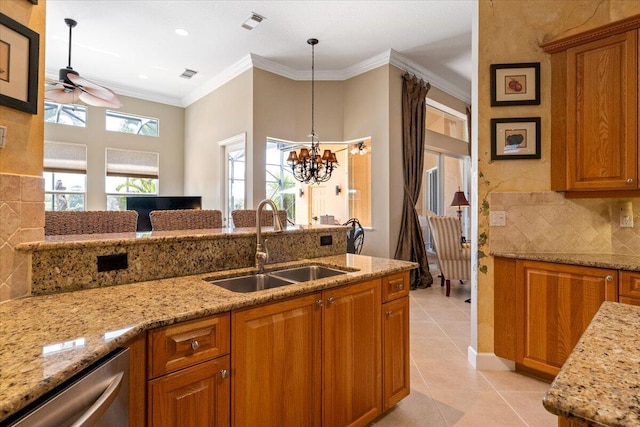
(27, 0, 38, 4)
(490, 62, 540, 106)
(0, 13, 39, 114)
(491, 117, 541, 160)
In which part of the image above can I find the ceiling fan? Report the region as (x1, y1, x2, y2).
(45, 18, 122, 108)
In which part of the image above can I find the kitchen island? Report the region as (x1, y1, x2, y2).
(1, 224, 417, 424)
(543, 301, 640, 426)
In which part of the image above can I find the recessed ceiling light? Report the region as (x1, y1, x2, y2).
(175, 28, 189, 36)
(241, 12, 266, 30)
(138, 74, 148, 79)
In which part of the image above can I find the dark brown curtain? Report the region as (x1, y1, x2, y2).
(394, 73, 433, 289)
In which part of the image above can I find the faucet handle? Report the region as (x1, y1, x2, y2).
(263, 238, 270, 263)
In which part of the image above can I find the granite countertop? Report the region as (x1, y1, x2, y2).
(491, 252, 640, 272)
(543, 301, 640, 426)
(17, 223, 346, 251)
(0, 253, 416, 422)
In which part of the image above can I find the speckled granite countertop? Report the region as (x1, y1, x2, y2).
(0, 254, 416, 422)
(491, 252, 640, 272)
(543, 301, 640, 426)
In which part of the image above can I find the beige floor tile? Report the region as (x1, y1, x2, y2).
(481, 370, 551, 393)
(500, 391, 558, 427)
(433, 390, 527, 426)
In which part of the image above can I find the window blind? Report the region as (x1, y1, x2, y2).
(105, 148, 159, 178)
(43, 141, 87, 173)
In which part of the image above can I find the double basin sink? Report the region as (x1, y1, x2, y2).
(209, 265, 349, 293)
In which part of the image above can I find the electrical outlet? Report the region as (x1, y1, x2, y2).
(490, 211, 506, 227)
(621, 215, 634, 228)
(0, 125, 6, 148)
(620, 201, 634, 228)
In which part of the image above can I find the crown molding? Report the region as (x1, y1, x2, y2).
(388, 50, 471, 104)
(182, 49, 470, 107)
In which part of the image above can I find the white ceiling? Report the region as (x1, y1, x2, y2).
(45, 1, 473, 107)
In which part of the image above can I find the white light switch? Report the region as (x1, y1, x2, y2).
(490, 211, 506, 227)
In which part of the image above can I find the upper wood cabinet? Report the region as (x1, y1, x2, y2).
(543, 15, 640, 195)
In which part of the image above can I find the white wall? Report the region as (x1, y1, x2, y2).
(44, 95, 185, 210)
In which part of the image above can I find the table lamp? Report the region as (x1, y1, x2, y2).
(450, 187, 470, 241)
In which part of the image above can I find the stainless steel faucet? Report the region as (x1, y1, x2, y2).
(255, 199, 283, 273)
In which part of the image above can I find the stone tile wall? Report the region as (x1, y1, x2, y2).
(0, 174, 44, 301)
(489, 191, 640, 255)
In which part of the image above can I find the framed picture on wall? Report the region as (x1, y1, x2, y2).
(491, 117, 541, 160)
(490, 62, 540, 106)
(0, 13, 40, 114)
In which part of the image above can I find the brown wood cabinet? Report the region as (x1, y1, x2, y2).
(516, 260, 618, 378)
(324, 279, 382, 427)
(231, 278, 383, 427)
(382, 296, 410, 411)
(148, 356, 230, 427)
(494, 258, 618, 379)
(147, 314, 231, 426)
(543, 16, 640, 196)
(619, 271, 640, 306)
(231, 292, 322, 427)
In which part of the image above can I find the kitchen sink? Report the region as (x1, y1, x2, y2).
(208, 265, 349, 293)
(209, 273, 295, 293)
(269, 265, 348, 282)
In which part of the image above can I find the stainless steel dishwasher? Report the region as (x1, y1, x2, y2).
(5, 348, 130, 427)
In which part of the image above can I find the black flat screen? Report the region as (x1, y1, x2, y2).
(126, 196, 202, 232)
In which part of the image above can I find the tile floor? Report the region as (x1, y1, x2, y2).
(371, 279, 558, 426)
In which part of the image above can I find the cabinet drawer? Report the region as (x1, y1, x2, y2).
(620, 296, 640, 306)
(619, 271, 640, 298)
(148, 313, 230, 378)
(382, 271, 410, 302)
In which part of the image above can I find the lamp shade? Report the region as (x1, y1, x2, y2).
(450, 190, 470, 207)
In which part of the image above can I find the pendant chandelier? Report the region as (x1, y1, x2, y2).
(287, 38, 338, 184)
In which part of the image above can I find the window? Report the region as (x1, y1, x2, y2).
(426, 99, 468, 142)
(105, 148, 159, 210)
(43, 141, 87, 211)
(266, 141, 295, 224)
(220, 133, 246, 227)
(44, 102, 87, 127)
(105, 110, 159, 137)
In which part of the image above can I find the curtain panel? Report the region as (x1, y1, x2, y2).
(394, 73, 433, 288)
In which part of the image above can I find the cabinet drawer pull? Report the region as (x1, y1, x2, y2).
(327, 297, 335, 305)
(190, 340, 200, 351)
(627, 178, 634, 184)
(220, 369, 229, 379)
(606, 275, 614, 282)
(396, 283, 404, 290)
(315, 299, 323, 307)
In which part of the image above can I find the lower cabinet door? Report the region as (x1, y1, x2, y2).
(148, 355, 230, 427)
(323, 279, 382, 427)
(382, 296, 410, 410)
(232, 293, 322, 427)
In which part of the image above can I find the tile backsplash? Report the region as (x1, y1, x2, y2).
(0, 174, 44, 301)
(489, 191, 640, 255)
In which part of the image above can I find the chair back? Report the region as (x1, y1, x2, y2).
(343, 218, 364, 254)
(427, 215, 470, 281)
(45, 210, 138, 235)
(149, 209, 222, 231)
(231, 209, 288, 228)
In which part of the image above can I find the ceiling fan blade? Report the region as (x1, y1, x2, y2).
(78, 90, 123, 108)
(67, 74, 115, 98)
(45, 88, 81, 104)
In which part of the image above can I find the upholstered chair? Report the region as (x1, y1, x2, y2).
(231, 209, 288, 228)
(427, 215, 471, 296)
(149, 209, 222, 231)
(44, 210, 138, 235)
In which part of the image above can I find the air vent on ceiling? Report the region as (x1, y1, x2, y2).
(180, 69, 198, 79)
(242, 12, 266, 30)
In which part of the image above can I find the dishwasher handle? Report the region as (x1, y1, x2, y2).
(70, 371, 124, 427)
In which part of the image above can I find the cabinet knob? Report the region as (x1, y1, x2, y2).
(627, 178, 634, 184)
(386, 310, 393, 317)
(327, 297, 335, 305)
(220, 369, 229, 379)
(396, 283, 404, 290)
(190, 340, 200, 351)
(315, 299, 323, 307)
(605, 275, 614, 282)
